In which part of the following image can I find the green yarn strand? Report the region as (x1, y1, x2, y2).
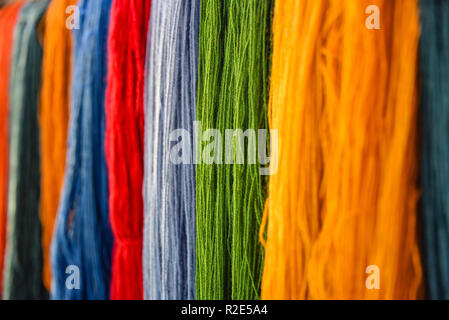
(196, 0, 272, 300)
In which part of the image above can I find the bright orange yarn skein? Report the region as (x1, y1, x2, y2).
(39, 0, 77, 291)
(261, 0, 422, 300)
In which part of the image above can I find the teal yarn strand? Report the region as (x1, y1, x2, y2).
(3, 0, 49, 300)
(196, 0, 272, 300)
(419, 0, 449, 300)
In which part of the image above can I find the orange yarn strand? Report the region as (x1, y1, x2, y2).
(39, 0, 76, 291)
(262, 0, 422, 300)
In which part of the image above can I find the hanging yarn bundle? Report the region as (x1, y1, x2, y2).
(0, 0, 435, 302)
(3, 0, 49, 300)
(419, 0, 449, 300)
(261, 0, 422, 300)
(105, 0, 150, 300)
(39, 0, 76, 292)
(0, 0, 24, 298)
(143, 0, 199, 300)
(51, 0, 113, 300)
(196, 0, 272, 300)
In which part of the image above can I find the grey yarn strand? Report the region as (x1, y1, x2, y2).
(3, 0, 49, 300)
(143, 0, 199, 300)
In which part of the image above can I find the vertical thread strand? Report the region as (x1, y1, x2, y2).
(39, 0, 76, 292)
(419, 0, 449, 300)
(105, 0, 150, 300)
(196, 0, 272, 300)
(0, 0, 24, 298)
(51, 0, 114, 300)
(3, 0, 49, 300)
(143, 0, 199, 300)
(262, 0, 422, 300)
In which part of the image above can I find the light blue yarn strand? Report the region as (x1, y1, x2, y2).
(143, 0, 199, 300)
(50, 0, 113, 300)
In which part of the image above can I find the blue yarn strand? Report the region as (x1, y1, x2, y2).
(50, 0, 113, 300)
(143, 0, 199, 300)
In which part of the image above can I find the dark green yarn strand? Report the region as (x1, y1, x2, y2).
(196, 0, 272, 300)
(419, 0, 449, 300)
(3, 0, 49, 300)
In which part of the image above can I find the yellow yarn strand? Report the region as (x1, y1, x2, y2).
(261, 0, 422, 300)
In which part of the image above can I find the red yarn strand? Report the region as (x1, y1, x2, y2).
(105, 0, 151, 300)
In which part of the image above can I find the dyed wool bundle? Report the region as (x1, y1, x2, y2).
(0, 0, 24, 298)
(105, 0, 150, 300)
(39, 0, 76, 292)
(3, 0, 49, 300)
(196, 0, 272, 299)
(261, 0, 422, 300)
(419, 0, 449, 300)
(143, 0, 199, 300)
(51, 0, 113, 300)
